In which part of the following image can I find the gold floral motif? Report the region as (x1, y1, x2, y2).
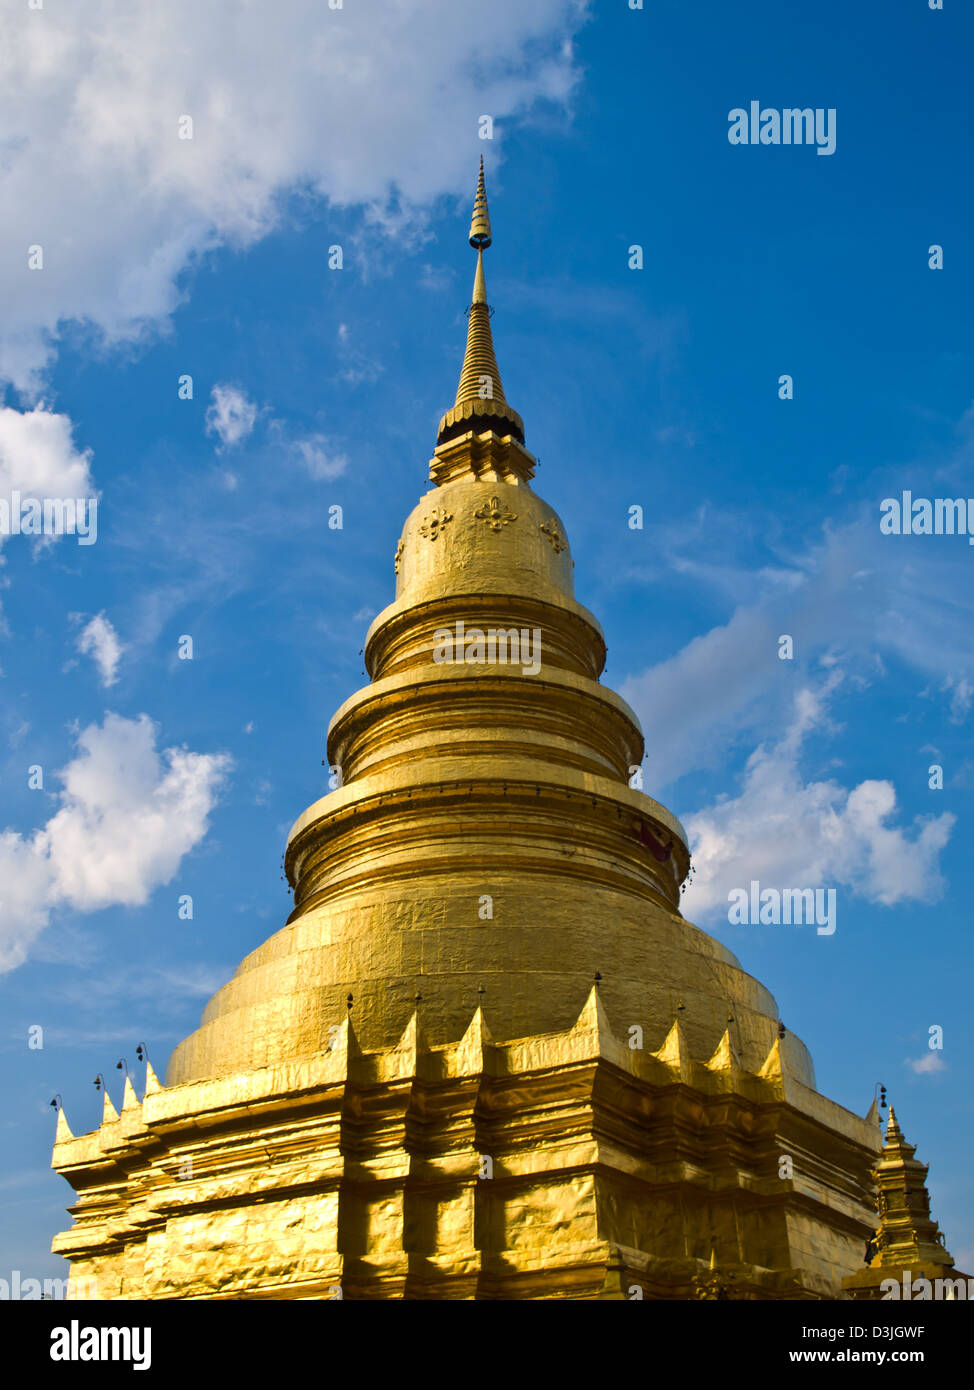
(419, 507, 453, 541)
(394, 539, 404, 574)
(474, 496, 517, 532)
(539, 520, 568, 554)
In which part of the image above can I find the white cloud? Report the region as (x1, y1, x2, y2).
(942, 676, 973, 724)
(0, 713, 230, 973)
(0, 404, 95, 544)
(682, 682, 955, 923)
(0, 0, 585, 394)
(75, 612, 124, 686)
(205, 385, 257, 451)
(0, 831, 54, 971)
(292, 434, 348, 481)
(907, 1052, 946, 1076)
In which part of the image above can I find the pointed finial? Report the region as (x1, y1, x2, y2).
(432, 158, 528, 455)
(454, 159, 505, 407)
(886, 1106, 902, 1139)
(468, 155, 491, 249)
(122, 1074, 139, 1112)
(54, 1104, 73, 1143)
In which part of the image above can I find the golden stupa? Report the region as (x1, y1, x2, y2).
(53, 161, 899, 1300)
(843, 1108, 968, 1300)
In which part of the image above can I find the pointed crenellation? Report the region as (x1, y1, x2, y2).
(573, 982, 611, 1035)
(757, 1035, 785, 1083)
(323, 1015, 360, 1081)
(454, 1004, 493, 1076)
(755, 1034, 804, 1102)
(143, 1061, 162, 1097)
(122, 1075, 139, 1113)
(101, 1088, 119, 1125)
(394, 1009, 429, 1078)
(54, 1105, 74, 1144)
(651, 1016, 694, 1083)
(705, 1026, 742, 1089)
(568, 983, 629, 1067)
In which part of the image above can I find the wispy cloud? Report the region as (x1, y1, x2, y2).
(291, 434, 348, 482)
(73, 612, 124, 687)
(621, 511, 974, 791)
(907, 1052, 947, 1076)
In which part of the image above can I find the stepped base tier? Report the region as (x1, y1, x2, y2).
(52, 994, 880, 1300)
(52, 159, 929, 1301)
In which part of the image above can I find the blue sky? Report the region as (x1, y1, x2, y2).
(1, 0, 972, 1281)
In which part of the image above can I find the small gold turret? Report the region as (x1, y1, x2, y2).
(870, 1107, 952, 1267)
(843, 1104, 969, 1299)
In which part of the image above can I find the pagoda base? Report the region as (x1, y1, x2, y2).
(51, 990, 881, 1301)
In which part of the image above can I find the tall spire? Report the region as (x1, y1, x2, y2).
(436, 157, 525, 449)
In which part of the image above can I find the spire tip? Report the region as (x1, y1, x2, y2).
(468, 158, 492, 250)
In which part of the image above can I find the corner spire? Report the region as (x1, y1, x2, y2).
(435, 159, 526, 452)
(843, 1104, 968, 1296)
(872, 1107, 953, 1266)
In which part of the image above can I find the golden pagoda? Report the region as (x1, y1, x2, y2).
(843, 1108, 969, 1300)
(53, 162, 898, 1300)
